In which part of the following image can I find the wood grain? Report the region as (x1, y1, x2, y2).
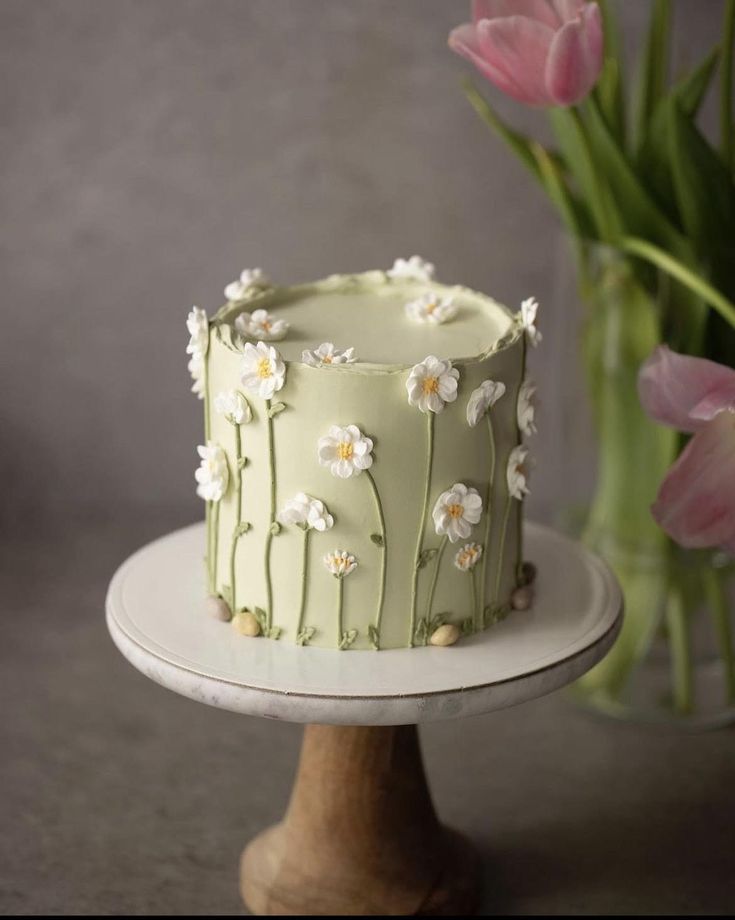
(240, 724, 481, 915)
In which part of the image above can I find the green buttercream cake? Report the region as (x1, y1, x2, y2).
(186, 257, 539, 650)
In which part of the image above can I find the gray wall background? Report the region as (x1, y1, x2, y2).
(0, 0, 725, 535)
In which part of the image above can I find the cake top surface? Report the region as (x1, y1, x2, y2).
(215, 268, 519, 369)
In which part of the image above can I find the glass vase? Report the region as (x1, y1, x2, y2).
(563, 243, 735, 728)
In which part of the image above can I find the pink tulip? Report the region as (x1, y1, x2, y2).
(638, 346, 735, 554)
(449, 1, 604, 107)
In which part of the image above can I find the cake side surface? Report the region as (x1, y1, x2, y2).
(190, 263, 538, 650)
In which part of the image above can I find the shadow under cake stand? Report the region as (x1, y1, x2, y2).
(106, 521, 622, 916)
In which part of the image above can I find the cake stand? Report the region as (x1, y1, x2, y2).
(106, 521, 622, 916)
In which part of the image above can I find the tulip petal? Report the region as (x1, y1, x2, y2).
(545, 4, 602, 105)
(478, 16, 556, 106)
(638, 345, 735, 433)
(449, 23, 536, 103)
(550, 0, 588, 23)
(580, 3, 603, 67)
(652, 411, 735, 551)
(690, 383, 735, 424)
(473, 0, 562, 29)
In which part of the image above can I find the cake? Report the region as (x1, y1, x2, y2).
(186, 257, 539, 650)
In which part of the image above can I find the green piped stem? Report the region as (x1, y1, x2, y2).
(206, 501, 213, 592)
(493, 495, 513, 605)
(365, 469, 387, 643)
(228, 424, 243, 611)
(336, 576, 344, 648)
(297, 527, 311, 638)
(424, 535, 448, 639)
(203, 344, 213, 590)
(410, 412, 435, 647)
(479, 412, 497, 615)
(264, 400, 276, 630)
(515, 335, 527, 574)
(702, 566, 735, 704)
(471, 569, 480, 630)
(203, 342, 212, 442)
(211, 500, 220, 590)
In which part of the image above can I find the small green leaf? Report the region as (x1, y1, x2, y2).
(269, 521, 281, 536)
(339, 629, 358, 650)
(266, 626, 282, 640)
(253, 607, 267, 629)
(234, 521, 252, 537)
(461, 617, 475, 636)
(213, 323, 245, 355)
(367, 625, 380, 651)
(267, 401, 287, 419)
(414, 618, 428, 644)
(496, 603, 512, 623)
(417, 548, 437, 570)
(430, 613, 447, 632)
(370, 533, 385, 547)
(237, 456, 249, 469)
(296, 627, 315, 646)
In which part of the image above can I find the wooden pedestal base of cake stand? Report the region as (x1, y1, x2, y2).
(106, 522, 622, 916)
(241, 723, 479, 915)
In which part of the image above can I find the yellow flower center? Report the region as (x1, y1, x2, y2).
(322, 354, 333, 364)
(262, 320, 272, 332)
(337, 442, 354, 461)
(422, 376, 439, 395)
(256, 357, 272, 379)
(425, 300, 437, 314)
(447, 503, 464, 519)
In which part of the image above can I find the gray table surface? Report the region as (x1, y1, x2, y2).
(2, 513, 734, 916)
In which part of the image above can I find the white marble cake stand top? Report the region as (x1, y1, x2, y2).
(106, 522, 622, 725)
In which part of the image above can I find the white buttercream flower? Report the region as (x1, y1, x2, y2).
(186, 306, 209, 399)
(507, 445, 533, 500)
(323, 550, 357, 578)
(186, 306, 209, 401)
(240, 341, 286, 400)
(406, 356, 460, 413)
(454, 542, 483, 572)
(466, 379, 506, 427)
(302, 342, 357, 367)
(432, 483, 483, 543)
(186, 305, 209, 358)
(188, 353, 205, 400)
(214, 390, 251, 425)
(405, 291, 458, 325)
(277, 492, 335, 532)
(235, 308, 289, 341)
(520, 297, 542, 347)
(317, 425, 374, 479)
(517, 379, 538, 436)
(224, 268, 270, 302)
(387, 255, 435, 282)
(195, 442, 229, 502)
